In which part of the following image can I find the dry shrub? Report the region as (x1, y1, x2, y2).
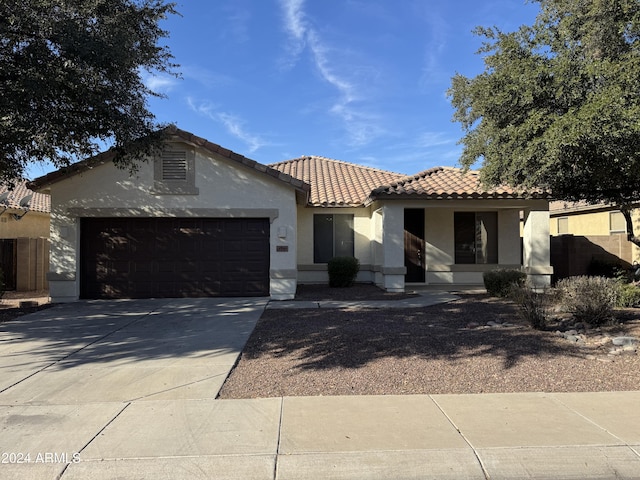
(555, 276, 617, 326)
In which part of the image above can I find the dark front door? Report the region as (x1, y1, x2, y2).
(80, 217, 270, 299)
(404, 208, 425, 283)
(0, 239, 16, 290)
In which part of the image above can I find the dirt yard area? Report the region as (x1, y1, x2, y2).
(0, 291, 52, 323)
(219, 286, 640, 398)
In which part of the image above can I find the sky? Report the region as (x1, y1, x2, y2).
(29, 0, 541, 179)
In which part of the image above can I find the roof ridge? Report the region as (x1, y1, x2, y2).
(379, 166, 447, 190)
(270, 155, 404, 176)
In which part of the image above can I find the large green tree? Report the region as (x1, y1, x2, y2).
(449, 0, 640, 245)
(0, 0, 178, 184)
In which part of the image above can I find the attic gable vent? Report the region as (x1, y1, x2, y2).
(161, 150, 188, 181)
(152, 144, 199, 195)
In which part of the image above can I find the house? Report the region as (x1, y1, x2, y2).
(549, 201, 640, 279)
(29, 128, 552, 302)
(0, 181, 50, 291)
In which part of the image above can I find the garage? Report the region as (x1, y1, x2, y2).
(80, 217, 270, 299)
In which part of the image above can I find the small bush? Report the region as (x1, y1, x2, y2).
(510, 285, 551, 330)
(616, 282, 640, 308)
(555, 276, 618, 326)
(328, 256, 360, 288)
(483, 269, 527, 298)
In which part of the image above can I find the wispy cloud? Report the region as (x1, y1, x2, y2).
(181, 65, 232, 89)
(143, 73, 179, 94)
(377, 130, 461, 173)
(280, 0, 307, 63)
(278, 0, 383, 147)
(186, 97, 270, 153)
(220, 4, 252, 44)
(416, 131, 455, 149)
(418, 10, 450, 89)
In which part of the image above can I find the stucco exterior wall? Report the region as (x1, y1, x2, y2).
(551, 210, 615, 236)
(550, 208, 640, 264)
(47, 141, 299, 301)
(296, 199, 552, 290)
(296, 206, 376, 284)
(0, 211, 49, 239)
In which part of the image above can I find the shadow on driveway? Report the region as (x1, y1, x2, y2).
(0, 298, 267, 395)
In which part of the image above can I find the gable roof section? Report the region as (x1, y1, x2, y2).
(0, 181, 50, 213)
(28, 127, 311, 197)
(367, 167, 549, 204)
(270, 156, 404, 207)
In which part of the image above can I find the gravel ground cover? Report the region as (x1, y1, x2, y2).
(218, 287, 640, 398)
(0, 291, 52, 323)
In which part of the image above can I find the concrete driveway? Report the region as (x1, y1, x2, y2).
(3, 298, 640, 480)
(0, 298, 269, 479)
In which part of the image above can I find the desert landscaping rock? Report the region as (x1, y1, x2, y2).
(219, 292, 640, 398)
(612, 336, 638, 346)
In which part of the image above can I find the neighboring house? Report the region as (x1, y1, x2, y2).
(29, 128, 552, 302)
(549, 201, 640, 279)
(0, 181, 50, 291)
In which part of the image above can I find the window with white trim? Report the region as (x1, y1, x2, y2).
(610, 211, 626, 233)
(557, 217, 569, 234)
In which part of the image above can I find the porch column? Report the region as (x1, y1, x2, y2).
(522, 205, 553, 288)
(380, 204, 406, 292)
(46, 210, 79, 302)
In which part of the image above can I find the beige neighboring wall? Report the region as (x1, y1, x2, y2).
(550, 203, 640, 265)
(0, 211, 50, 292)
(0, 211, 49, 239)
(46, 140, 300, 302)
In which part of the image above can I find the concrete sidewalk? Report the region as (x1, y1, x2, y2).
(5, 392, 640, 479)
(1, 298, 640, 479)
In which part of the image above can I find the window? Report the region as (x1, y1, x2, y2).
(610, 211, 626, 233)
(454, 212, 498, 264)
(152, 146, 199, 195)
(557, 217, 569, 235)
(314, 214, 354, 263)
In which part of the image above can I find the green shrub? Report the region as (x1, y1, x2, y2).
(327, 256, 360, 288)
(555, 276, 618, 326)
(483, 269, 527, 298)
(510, 285, 551, 330)
(616, 282, 640, 308)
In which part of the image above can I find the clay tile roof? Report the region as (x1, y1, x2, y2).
(270, 156, 404, 207)
(0, 181, 50, 213)
(368, 167, 549, 202)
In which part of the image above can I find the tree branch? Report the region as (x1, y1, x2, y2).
(620, 205, 640, 248)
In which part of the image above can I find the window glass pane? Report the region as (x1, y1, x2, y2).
(313, 215, 334, 263)
(476, 212, 498, 264)
(454, 212, 476, 264)
(334, 214, 354, 257)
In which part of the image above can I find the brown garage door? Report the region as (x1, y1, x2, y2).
(80, 218, 270, 299)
